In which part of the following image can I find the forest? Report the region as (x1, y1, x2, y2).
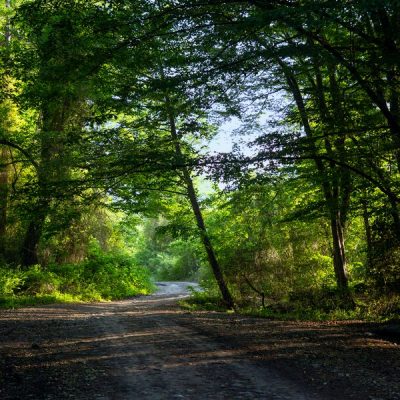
(0, 0, 399, 321)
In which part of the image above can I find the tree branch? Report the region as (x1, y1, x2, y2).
(0, 140, 39, 171)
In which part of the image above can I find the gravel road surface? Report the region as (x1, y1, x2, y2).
(0, 282, 399, 399)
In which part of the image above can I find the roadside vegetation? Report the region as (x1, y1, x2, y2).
(0, 1, 399, 321)
(0, 241, 154, 308)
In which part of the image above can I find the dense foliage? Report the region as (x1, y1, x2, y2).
(0, 0, 399, 318)
(0, 245, 154, 307)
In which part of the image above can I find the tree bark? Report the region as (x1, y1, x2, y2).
(278, 59, 350, 291)
(0, 1, 11, 258)
(166, 98, 235, 310)
(330, 211, 348, 290)
(362, 196, 373, 269)
(0, 146, 8, 256)
(21, 213, 46, 266)
(20, 104, 66, 266)
(389, 195, 400, 243)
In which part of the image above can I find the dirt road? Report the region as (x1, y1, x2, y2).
(0, 282, 399, 399)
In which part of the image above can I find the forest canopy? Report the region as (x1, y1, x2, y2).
(0, 0, 400, 318)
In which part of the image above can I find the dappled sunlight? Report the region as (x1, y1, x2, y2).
(16, 347, 257, 371)
(2, 285, 400, 400)
(0, 302, 186, 321)
(1, 0, 399, 398)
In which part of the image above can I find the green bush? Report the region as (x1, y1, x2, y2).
(362, 293, 400, 320)
(180, 289, 227, 311)
(0, 247, 154, 307)
(0, 267, 24, 296)
(21, 265, 61, 295)
(78, 248, 154, 299)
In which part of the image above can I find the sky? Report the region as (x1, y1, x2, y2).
(208, 118, 239, 154)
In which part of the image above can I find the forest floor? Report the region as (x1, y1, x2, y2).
(0, 282, 399, 400)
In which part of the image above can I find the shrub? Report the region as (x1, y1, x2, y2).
(0, 248, 154, 307)
(79, 249, 154, 299)
(0, 267, 24, 296)
(20, 265, 61, 295)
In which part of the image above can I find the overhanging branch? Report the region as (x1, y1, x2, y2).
(0, 140, 39, 171)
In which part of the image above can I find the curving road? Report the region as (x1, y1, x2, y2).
(152, 281, 198, 297)
(0, 283, 334, 399)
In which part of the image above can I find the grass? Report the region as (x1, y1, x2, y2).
(0, 293, 78, 308)
(180, 288, 400, 322)
(0, 250, 155, 308)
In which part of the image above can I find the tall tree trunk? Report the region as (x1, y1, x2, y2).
(166, 99, 235, 309)
(362, 196, 373, 269)
(278, 59, 350, 292)
(0, 146, 8, 256)
(20, 164, 51, 266)
(20, 105, 66, 266)
(21, 213, 46, 266)
(326, 65, 351, 291)
(0, 2, 11, 257)
(330, 210, 348, 290)
(389, 195, 400, 243)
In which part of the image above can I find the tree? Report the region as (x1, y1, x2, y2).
(166, 0, 400, 295)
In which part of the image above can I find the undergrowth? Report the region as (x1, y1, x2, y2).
(180, 287, 400, 322)
(0, 248, 154, 308)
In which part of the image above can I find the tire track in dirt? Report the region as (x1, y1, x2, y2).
(0, 283, 334, 399)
